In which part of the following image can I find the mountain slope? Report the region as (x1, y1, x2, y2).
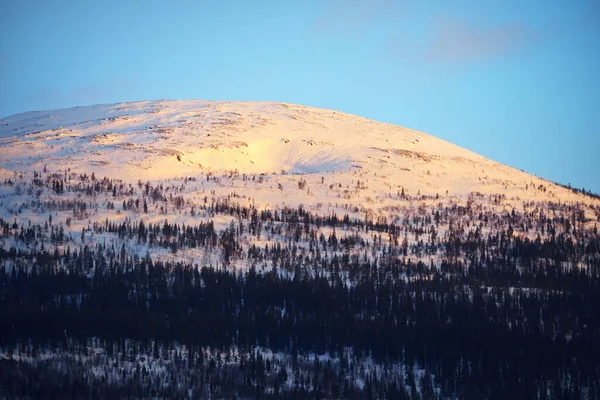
(2, 101, 600, 399)
(1, 100, 589, 206)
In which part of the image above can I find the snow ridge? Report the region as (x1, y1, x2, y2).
(0, 99, 594, 206)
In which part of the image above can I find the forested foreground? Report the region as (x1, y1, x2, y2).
(1, 243, 599, 399)
(1, 172, 600, 398)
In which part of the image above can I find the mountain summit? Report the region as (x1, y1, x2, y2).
(0, 100, 592, 209)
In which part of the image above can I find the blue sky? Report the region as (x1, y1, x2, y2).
(1, 0, 599, 192)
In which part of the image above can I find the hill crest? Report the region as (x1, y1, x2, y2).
(0, 100, 596, 209)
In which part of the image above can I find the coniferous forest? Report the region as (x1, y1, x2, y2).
(1, 171, 599, 399)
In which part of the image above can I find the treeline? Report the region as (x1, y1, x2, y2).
(1, 243, 599, 399)
(2, 170, 600, 398)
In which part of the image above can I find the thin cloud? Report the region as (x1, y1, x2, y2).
(315, 2, 538, 66)
(314, 0, 401, 37)
(422, 19, 536, 64)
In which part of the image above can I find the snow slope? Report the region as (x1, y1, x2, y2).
(0, 100, 595, 207)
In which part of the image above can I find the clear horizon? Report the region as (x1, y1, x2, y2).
(1, 0, 599, 192)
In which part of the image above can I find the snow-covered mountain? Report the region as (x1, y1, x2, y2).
(2, 101, 600, 398)
(1, 100, 595, 211)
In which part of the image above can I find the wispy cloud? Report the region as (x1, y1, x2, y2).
(383, 17, 538, 71)
(314, 0, 401, 37)
(421, 18, 536, 64)
(314, 2, 538, 67)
